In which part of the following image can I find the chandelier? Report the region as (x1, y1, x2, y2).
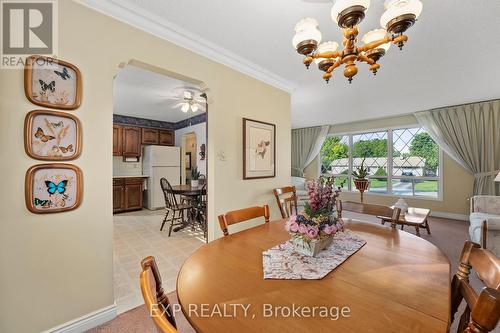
(292, 0, 423, 84)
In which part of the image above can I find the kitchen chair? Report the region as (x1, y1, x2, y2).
(273, 186, 298, 218)
(450, 241, 500, 332)
(140, 256, 178, 333)
(160, 178, 193, 236)
(218, 205, 270, 236)
(194, 184, 207, 239)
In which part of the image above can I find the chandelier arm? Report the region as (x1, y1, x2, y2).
(392, 34, 408, 45)
(326, 58, 343, 74)
(313, 51, 342, 60)
(358, 36, 393, 53)
(357, 53, 375, 65)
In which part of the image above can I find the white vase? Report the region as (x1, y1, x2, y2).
(190, 179, 199, 187)
(290, 235, 333, 257)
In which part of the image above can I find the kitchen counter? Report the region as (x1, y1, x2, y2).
(113, 175, 149, 178)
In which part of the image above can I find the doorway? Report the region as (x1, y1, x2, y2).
(111, 60, 209, 314)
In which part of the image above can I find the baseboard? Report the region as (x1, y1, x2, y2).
(43, 303, 117, 333)
(430, 211, 469, 222)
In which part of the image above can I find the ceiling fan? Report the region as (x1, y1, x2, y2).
(162, 88, 206, 113)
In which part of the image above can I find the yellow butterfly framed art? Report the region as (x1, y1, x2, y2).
(25, 164, 83, 214)
(24, 110, 82, 161)
(24, 55, 82, 110)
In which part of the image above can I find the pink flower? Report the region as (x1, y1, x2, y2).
(323, 224, 333, 235)
(306, 226, 319, 239)
(289, 221, 299, 233)
(331, 225, 338, 234)
(298, 224, 308, 234)
(284, 220, 292, 232)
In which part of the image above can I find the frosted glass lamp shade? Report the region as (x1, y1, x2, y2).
(181, 103, 190, 113)
(331, 0, 370, 27)
(293, 18, 322, 48)
(362, 29, 391, 51)
(495, 172, 500, 182)
(191, 103, 199, 112)
(314, 41, 339, 67)
(293, 18, 322, 55)
(381, 0, 423, 34)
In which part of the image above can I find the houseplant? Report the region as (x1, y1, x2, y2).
(285, 177, 344, 256)
(190, 167, 201, 187)
(352, 158, 369, 202)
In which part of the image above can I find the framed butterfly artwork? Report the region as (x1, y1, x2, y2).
(25, 164, 83, 214)
(24, 110, 82, 160)
(24, 55, 82, 110)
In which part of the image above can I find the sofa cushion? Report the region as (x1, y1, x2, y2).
(469, 212, 500, 244)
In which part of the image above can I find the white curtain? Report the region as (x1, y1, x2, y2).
(291, 126, 329, 177)
(415, 99, 500, 195)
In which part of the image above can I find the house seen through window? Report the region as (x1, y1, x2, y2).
(320, 127, 440, 198)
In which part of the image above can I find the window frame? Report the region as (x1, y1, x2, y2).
(319, 125, 443, 201)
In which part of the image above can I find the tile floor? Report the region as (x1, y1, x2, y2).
(113, 209, 205, 314)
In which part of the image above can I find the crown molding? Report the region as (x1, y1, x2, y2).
(78, 0, 296, 93)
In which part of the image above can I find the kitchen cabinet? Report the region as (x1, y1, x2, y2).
(142, 128, 159, 145)
(113, 177, 143, 213)
(122, 126, 142, 157)
(159, 130, 175, 146)
(113, 125, 122, 156)
(113, 178, 125, 212)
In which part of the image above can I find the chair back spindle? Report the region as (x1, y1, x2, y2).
(273, 186, 298, 218)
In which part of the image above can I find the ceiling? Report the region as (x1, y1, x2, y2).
(113, 64, 206, 122)
(89, 0, 500, 128)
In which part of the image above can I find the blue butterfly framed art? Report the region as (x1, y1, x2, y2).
(24, 55, 82, 110)
(25, 164, 83, 214)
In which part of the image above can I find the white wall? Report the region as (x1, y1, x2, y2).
(175, 122, 206, 175)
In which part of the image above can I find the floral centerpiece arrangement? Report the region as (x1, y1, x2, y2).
(285, 176, 344, 256)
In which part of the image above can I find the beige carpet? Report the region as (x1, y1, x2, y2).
(89, 214, 498, 333)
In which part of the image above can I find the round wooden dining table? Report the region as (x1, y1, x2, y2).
(176, 219, 451, 333)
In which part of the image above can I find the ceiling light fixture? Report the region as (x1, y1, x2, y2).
(293, 0, 423, 84)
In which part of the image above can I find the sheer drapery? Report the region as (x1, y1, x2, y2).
(291, 126, 329, 177)
(415, 100, 500, 195)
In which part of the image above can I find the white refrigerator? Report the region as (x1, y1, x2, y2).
(143, 146, 181, 210)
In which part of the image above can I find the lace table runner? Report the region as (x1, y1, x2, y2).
(262, 229, 366, 280)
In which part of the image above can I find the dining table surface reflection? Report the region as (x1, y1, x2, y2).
(176, 219, 451, 333)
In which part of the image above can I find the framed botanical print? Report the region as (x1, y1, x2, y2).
(24, 55, 82, 110)
(243, 118, 276, 179)
(25, 164, 83, 214)
(24, 110, 82, 160)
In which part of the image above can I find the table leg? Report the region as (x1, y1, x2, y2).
(425, 219, 431, 235)
(415, 226, 421, 237)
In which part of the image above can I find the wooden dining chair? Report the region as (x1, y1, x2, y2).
(450, 241, 500, 333)
(140, 256, 178, 333)
(160, 178, 192, 236)
(218, 205, 270, 236)
(273, 186, 298, 218)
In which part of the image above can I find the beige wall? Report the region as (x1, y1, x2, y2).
(0, 1, 290, 332)
(304, 115, 473, 216)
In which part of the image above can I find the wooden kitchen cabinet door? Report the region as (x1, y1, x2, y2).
(113, 125, 122, 156)
(125, 183, 142, 210)
(159, 130, 175, 146)
(113, 185, 125, 212)
(122, 126, 142, 156)
(141, 128, 159, 145)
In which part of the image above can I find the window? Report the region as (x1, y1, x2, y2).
(321, 127, 441, 199)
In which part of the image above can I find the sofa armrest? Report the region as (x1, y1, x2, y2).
(486, 216, 500, 230)
(471, 195, 500, 215)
